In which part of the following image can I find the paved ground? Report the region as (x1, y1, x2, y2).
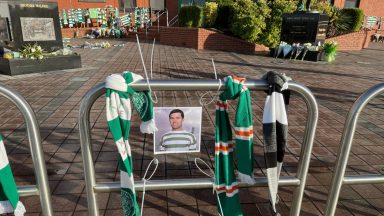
(1, 39, 384, 216)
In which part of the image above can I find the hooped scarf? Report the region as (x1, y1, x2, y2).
(0, 135, 26, 216)
(262, 71, 290, 215)
(214, 75, 254, 216)
(105, 71, 157, 216)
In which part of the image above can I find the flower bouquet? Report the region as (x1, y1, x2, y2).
(20, 43, 45, 60)
(323, 41, 338, 62)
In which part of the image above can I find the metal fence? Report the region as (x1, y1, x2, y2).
(79, 79, 319, 216)
(0, 84, 53, 216)
(324, 83, 384, 216)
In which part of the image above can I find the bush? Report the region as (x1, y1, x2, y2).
(214, 4, 233, 29)
(340, 8, 364, 32)
(259, 0, 297, 48)
(230, 0, 270, 43)
(204, 2, 218, 27)
(310, 1, 333, 17)
(214, 0, 234, 5)
(178, 6, 204, 27)
(327, 7, 364, 37)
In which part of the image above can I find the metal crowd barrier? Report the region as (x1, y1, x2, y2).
(0, 84, 53, 216)
(79, 79, 319, 216)
(325, 83, 384, 216)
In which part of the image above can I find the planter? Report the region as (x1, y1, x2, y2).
(0, 54, 82, 76)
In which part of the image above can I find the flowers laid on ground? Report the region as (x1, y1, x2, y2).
(323, 41, 338, 62)
(20, 43, 45, 60)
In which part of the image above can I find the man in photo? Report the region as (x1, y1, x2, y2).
(160, 109, 197, 152)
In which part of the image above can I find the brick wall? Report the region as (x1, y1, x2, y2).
(61, 28, 93, 38)
(159, 27, 198, 49)
(197, 28, 269, 54)
(136, 0, 149, 7)
(159, 27, 269, 54)
(359, 0, 384, 17)
(58, 0, 118, 10)
(333, 0, 384, 16)
(325, 30, 373, 51)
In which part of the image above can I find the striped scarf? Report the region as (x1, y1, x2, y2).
(105, 71, 157, 216)
(0, 135, 26, 216)
(262, 71, 290, 215)
(214, 75, 254, 216)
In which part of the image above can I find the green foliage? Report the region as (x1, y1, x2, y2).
(327, 7, 364, 37)
(259, 0, 297, 48)
(323, 41, 338, 62)
(214, 0, 234, 5)
(310, 1, 333, 17)
(230, 0, 270, 43)
(214, 4, 233, 29)
(204, 2, 218, 27)
(178, 6, 204, 27)
(340, 8, 364, 32)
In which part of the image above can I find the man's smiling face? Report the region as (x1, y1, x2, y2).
(169, 112, 183, 131)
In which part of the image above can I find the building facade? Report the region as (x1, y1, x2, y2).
(56, 0, 149, 10)
(332, 0, 384, 17)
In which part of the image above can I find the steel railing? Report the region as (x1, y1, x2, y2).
(324, 83, 384, 216)
(79, 79, 319, 216)
(0, 84, 53, 216)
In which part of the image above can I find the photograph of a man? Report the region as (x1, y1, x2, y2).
(154, 107, 202, 154)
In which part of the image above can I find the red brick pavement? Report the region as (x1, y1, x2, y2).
(1, 39, 384, 215)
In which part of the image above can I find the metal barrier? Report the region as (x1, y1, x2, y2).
(0, 84, 53, 216)
(79, 79, 319, 216)
(325, 83, 384, 216)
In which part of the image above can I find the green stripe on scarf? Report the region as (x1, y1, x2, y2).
(106, 71, 157, 216)
(214, 76, 254, 216)
(0, 135, 26, 216)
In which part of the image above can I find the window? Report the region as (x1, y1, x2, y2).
(344, 0, 360, 8)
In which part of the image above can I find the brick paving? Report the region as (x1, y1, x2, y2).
(1, 39, 384, 216)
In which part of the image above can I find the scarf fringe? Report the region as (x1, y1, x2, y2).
(237, 172, 256, 185)
(140, 119, 157, 134)
(0, 201, 26, 216)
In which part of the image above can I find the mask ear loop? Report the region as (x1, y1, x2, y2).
(140, 158, 159, 216)
(194, 158, 224, 216)
(199, 58, 222, 106)
(136, 34, 158, 103)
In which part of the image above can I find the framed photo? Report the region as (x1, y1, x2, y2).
(154, 107, 202, 154)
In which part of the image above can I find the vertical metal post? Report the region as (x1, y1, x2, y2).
(79, 83, 105, 216)
(288, 82, 318, 216)
(325, 83, 384, 216)
(166, 9, 169, 27)
(157, 11, 160, 33)
(0, 84, 53, 216)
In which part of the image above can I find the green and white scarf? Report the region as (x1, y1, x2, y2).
(0, 135, 26, 216)
(214, 75, 254, 216)
(105, 71, 157, 216)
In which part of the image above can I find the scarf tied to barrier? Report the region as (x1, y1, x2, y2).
(105, 71, 157, 216)
(0, 135, 26, 216)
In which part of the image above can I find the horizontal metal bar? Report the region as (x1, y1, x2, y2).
(120, 79, 269, 91)
(343, 175, 384, 185)
(18, 185, 39, 196)
(94, 176, 300, 193)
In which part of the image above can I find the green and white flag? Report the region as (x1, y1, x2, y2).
(120, 14, 131, 27)
(105, 71, 157, 216)
(0, 135, 26, 216)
